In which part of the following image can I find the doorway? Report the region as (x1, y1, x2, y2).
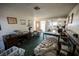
(40, 21, 46, 32)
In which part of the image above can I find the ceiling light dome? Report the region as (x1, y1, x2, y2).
(34, 6, 40, 10)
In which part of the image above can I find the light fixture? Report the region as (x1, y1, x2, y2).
(34, 6, 40, 10)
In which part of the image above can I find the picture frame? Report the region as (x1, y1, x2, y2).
(20, 19, 26, 25)
(7, 17, 17, 24)
(27, 20, 32, 27)
(71, 13, 74, 23)
(0, 24, 1, 30)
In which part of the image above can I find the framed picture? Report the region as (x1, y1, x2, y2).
(0, 24, 1, 30)
(7, 17, 17, 24)
(71, 13, 74, 23)
(20, 19, 26, 25)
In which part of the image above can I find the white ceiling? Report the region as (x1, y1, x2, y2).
(0, 3, 77, 18)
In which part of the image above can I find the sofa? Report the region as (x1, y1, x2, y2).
(34, 36, 58, 56)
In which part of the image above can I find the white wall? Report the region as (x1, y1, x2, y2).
(67, 4, 79, 34)
(0, 4, 34, 49)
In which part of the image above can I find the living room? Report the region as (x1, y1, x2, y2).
(0, 3, 79, 56)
